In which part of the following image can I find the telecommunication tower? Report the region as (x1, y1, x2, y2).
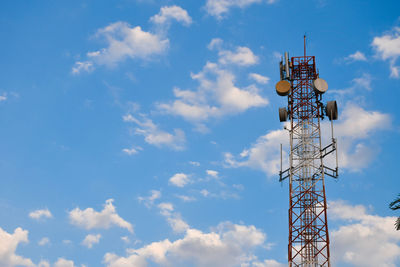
(275, 37, 339, 267)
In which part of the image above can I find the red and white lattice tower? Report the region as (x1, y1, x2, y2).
(275, 37, 339, 267)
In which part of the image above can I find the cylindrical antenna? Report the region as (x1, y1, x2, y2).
(304, 35, 306, 57)
(284, 52, 289, 79)
(280, 143, 283, 174)
(330, 111, 339, 175)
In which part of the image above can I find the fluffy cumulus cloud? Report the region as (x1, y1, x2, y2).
(123, 114, 186, 150)
(225, 102, 390, 176)
(150, 5, 192, 26)
(69, 199, 133, 233)
(224, 128, 289, 177)
(158, 61, 268, 130)
(331, 102, 391, 171)
(73, 5, 193, 74)
(206, 169, 219, 178)
(157, 39, 267, 131)
(330, 201, 400, 267)
(0, 227, 34, 267)
(158, 202, 189, 233)
(372, 27, 400, 78)
(29, 208, 53, 220)
(122, 146, 142, 155)
(169, 173, 190, 187)
(82, 234, 101, 249)
(205, 0, 276, 20)
(344, 51, 367, 62)
(104, 221, 266, 267)
(249, 73, 270, 84)
(218, 46, 259, 66)
(208, 38, 259, 66)
(88, 22, 169, 67)
(73, 21, 169, 73)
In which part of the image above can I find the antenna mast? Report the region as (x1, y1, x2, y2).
(275, 39, 339, 267)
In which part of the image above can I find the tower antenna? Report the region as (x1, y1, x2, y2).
(275, 39, 339, 267)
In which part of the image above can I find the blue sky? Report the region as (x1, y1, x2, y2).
(0, 0, 400, 266)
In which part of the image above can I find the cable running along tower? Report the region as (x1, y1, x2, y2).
(275, 37, 339, 267)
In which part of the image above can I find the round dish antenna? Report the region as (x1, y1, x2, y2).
(279, 107, 288, 122)
(313, 78, 328, 94)
(326, 100, 338, 120)
(276, 80, 291, 96)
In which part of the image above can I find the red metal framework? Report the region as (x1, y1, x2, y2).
(287, 55, 330, 267)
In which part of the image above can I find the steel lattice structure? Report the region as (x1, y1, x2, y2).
(277, 40, 338, 267)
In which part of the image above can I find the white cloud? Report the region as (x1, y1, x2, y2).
(224, 128, 289, 177)
(123, 114, 186, 150)
(38, 237, 50, 246)
(28, 208, 53, 220)
(82, 234, 101, 249)
(167, 216, 190, 234)
(225, 102, 391, 175)
(334, 103, 390, 139)
(158, 202, 174, 213)
(219, 46, 259, 66)
(121, 236, 130, 244)
(207, 38, 223, 50)
(176, 195, 196, 202)
(0, 93, 7, 102)
(71, 61, 94, 74)
(329, 73, 373, 96)
(54, 258, 76, 267)
(169, 173, 190, 187)
(104, 221, 266, 267)
(73, 21, 169, 73)
(69, 199, 133, 233)
(88, 22, 169, 66)
(0, 227, 34, 267)
(150, 5, 192, 26)
(138, 190, 161, 208)
(122, 146, 142, 155)
(352, 73, 372, 91)
(372, 27, 400, 78)
(158, 40, 266, 130)
(206, 169, 219, 178)
(332, 103, 391, 171)
(158, 61, 268, 126)
(205, 0, 276, 20)
(344, 51, 367, 62)
(330, 201, 400, 267)
(158, 202, 189, 233)
(249, 73, 270, 84)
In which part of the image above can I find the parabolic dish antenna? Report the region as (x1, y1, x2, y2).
(313, 78, 328, 94)
(275, 80, 291, 96)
